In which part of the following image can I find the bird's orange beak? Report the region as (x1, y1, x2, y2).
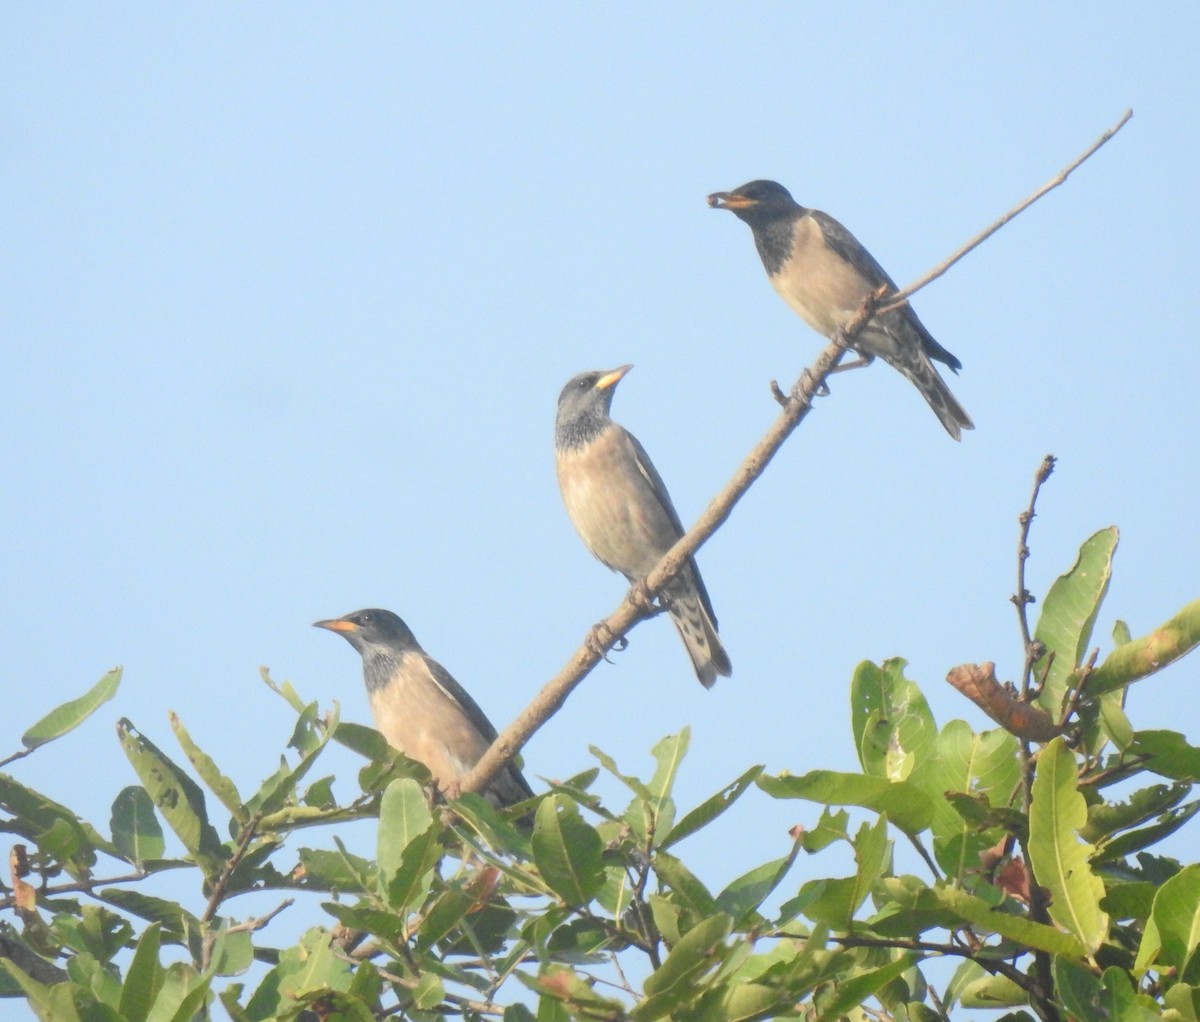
(314, 618, 357, 633)
(595, 364, 633, 390)
(707, 191, 756, 210)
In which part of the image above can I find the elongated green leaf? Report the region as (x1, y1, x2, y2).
(851, 659, 936, 781)
(1101, 966, 1158, 1021)
(0, 961, 82, 1022)
(801, 818, 890, 928)
(99, 888, 200, 944)
(1128, 730, 1200, 781)
(0, 773, 97, 878)
(647, 729, 689, 803)
(632, 913, 732, 1021)
(119, 923, 164, 1022)
(663, 765, 762, 849)
(715, 840, 801, 926)
(1150, 863, 1200, 982)
(588, 745, 654, 801)
(930, 885, 1087, 957)
(532, 794, 604, 907)
(1033, 526, 1117, 713)
(1029, 737, 1109, 952)
(21, 668, 121, 752)
(1095, 801, 1200, 863)
(1089, 598, 1200, 696)
(816, 954, 915, 1019)
(1053, 956, 1105, 1021)
(377, 779, 440, 912)
(653, 850, 719, 917)
(110, 786, 165, 865)
(245, 702, 337, 816)
(757, 770, 934, 835)
(1083, 782, 1191, 845)
(169, 714, 246, 823)
(259, 668, 307, 713)
(116, 719, 225, 878)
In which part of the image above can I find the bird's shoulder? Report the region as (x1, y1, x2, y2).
(415, 652, 502, 744)
(806, 208, 898, 291)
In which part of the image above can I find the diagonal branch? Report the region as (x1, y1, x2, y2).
(878, 108, 1132, 314)
(460, 109, 1132, 801)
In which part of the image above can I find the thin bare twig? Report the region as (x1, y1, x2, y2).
(226, 898, 293, 935)
(878, 110, 1132, 314)
(1014, 455, 1058, 696)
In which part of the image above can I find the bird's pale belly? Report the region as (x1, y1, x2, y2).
(558, 454, 667, 579)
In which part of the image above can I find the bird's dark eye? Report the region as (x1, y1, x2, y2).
(359, 612, 373, 624)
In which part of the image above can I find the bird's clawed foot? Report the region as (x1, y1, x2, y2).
(627, 577, 663, 616)
(827, 353, 874, 375)
(796, 369, 831, 398)
(586, 621, 628, 663)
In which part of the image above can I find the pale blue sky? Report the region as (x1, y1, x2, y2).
(2, 3, 1198, 992)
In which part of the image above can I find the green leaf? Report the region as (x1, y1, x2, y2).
(1028, 737, 1109, 952)
(1089, 597, 1200, 697)
(815, 954, 915, 1020)
(851, 659, 936, 781)
(757, 770, 934, 835)
(801, 817, 890, 929)
(715, 840, 801, 926)
(259, 667, 307, 713)
(647, 729, 689, 804)
(929, 885, 1087, 957)
(110, 786, 165, 864)
(0, 773, 98, 878)
(244, 928, 353, 1019)
(119, 923, 164, 1022)
(0, 961, 83, 1022)
(1032, 526, 1117, 715)
(298, 846, 377, 893)
(663, 765, 762, 849)
(910, 720, 1021, 880)
(244, 701, 337, 816)
(1053, 956, 1105, 1021)
(1128, 730, 1200, 781)
(115, 719, 226, 879)
(146, 962, 209, 1022)
(653, 850, 719, 917)
(377, 778, 440, 912)
(168, 713, 246, 824)
(1083, 781, 1191, 845)
(21, 668, 121, 752)
(589, 745, 654, 801)
(632, 913, 732, 1020)
(532, 794, 604, 907)
(98, 888, 201, 944)
(1149, 863, 1200, 981)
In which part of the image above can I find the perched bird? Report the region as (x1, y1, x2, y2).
(555, 366, 731, 688)
(314, 609, 533, 809)
(708, 179, 973, 440)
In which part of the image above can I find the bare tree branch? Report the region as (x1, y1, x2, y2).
(461, 110, 1132, 801)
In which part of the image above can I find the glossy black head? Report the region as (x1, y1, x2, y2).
(554, 365, 632, 449)
(313, 608, 420, 656)
(707, 180, 802, 226)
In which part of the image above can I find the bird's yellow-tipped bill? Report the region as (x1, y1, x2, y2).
(707, 192, 756, 210)
(595, 364, 633, 390)
(314, 618, 357, 633)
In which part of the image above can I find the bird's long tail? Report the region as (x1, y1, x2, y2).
(890, 354, 974, 441)
(666, 577, 732, 689)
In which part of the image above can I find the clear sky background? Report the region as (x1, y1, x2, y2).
(2, 3, 1198, 999)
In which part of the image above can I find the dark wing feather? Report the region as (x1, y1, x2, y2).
(623, 429, 722, 629)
